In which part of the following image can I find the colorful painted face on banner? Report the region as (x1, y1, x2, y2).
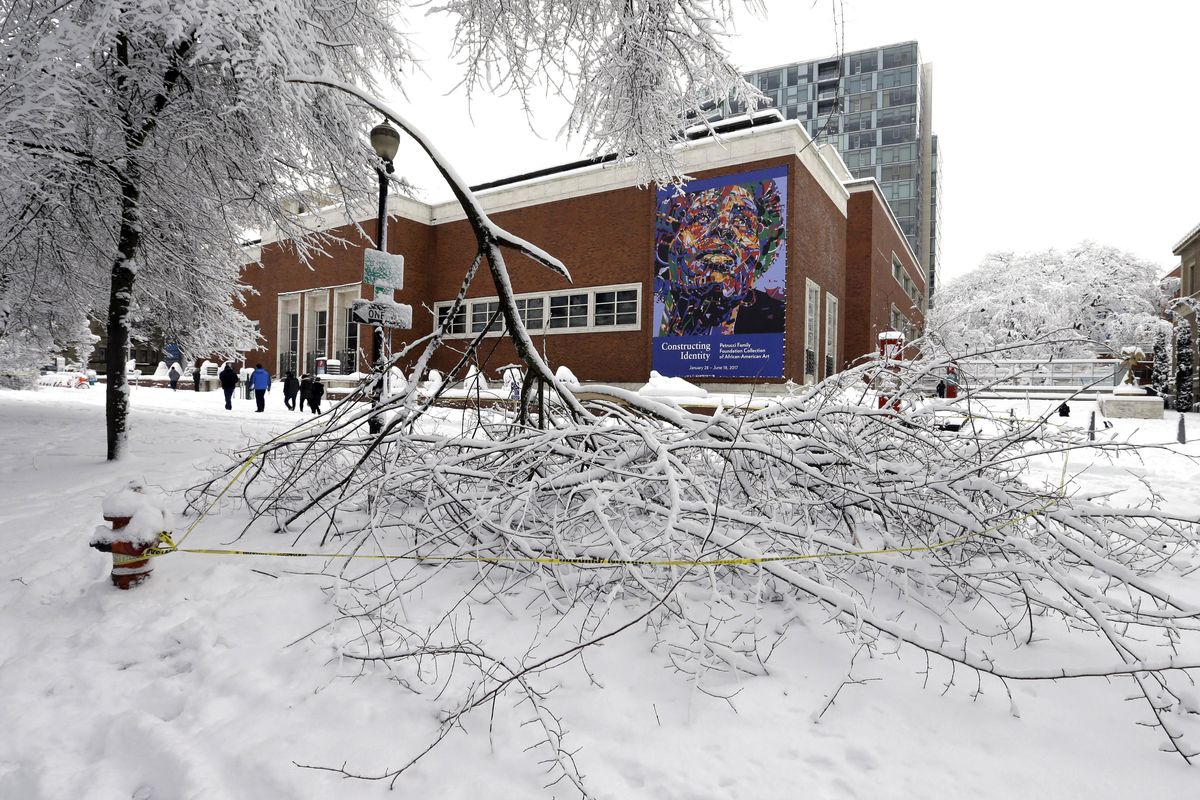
(661, 183, 783, 298)
(655, 176, 786, 337)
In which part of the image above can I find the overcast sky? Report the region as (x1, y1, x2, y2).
(387, 0, 1200, 286)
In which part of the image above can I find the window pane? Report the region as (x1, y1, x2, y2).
(877, 106, 916, 128)
(616, 290, 638, 325)
(881, 44, 916, 69)
(880, 124, 915, 145)
(594, 291, 615, 326)
(549, 294, 589, 328)
(517, 297, 543, 330)
(471, 301, 502, 333)
(848, 92, 877, 112)
(438, 305, 466, 334)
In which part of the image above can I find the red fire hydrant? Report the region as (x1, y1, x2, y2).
(91, 515, 155, 589)
(90, 481, 168, 589)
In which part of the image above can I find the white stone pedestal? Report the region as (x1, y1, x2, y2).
(1099, 391, 1164, 419)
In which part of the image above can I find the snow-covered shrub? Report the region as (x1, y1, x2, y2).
(1176, 318, 1195, 412)
(1152, 326, 1171, 396)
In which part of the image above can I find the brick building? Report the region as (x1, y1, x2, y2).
(239, 118, 923, 389)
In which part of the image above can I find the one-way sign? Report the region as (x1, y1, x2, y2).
(351, 298, 413, 329)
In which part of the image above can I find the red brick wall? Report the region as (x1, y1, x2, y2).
(844, 189, 925, 368)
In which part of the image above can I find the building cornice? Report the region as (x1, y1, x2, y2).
(257, 121, 849, 249)
(1173, 221, 1200, 255)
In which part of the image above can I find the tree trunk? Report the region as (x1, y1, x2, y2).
(106, 182, 141, 461)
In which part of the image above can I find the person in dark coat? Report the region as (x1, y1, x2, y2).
(282, 371, 300, 410)
(935, 379, 946, 398)
(192, 366, 201, 391)
(168, 365, 180, 391)
(298, 374, 313, 413)
(218, 363, 239, 410)
(308, 376, 325, 414)
(250, 363, 271, 412)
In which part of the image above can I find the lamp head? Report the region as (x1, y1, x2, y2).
(370, 120, 401, 162)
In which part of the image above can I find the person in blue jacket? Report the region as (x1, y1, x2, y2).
(250, 363, 271, 412)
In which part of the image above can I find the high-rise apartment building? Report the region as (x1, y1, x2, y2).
(720, 41, 941, 303)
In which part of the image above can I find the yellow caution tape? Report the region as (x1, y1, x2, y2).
(144, 497, 1057, 568)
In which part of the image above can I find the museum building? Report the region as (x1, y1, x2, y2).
(240, 117, 925, 389)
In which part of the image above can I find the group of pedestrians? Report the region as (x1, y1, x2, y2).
(166, 365, 204, 392)
(215, 363, 325, 413)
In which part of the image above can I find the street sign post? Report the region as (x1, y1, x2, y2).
(351, 298, 412, 329)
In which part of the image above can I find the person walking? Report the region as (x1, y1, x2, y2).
(218, 363, 239, 410)
(308, 376, 325, 414)
(299, 373, 313, 413)
(168, 365, 180, 391)
(250, 363, 271, 412)
(192, 366, 201, 391)
(282, 371, 300, 410)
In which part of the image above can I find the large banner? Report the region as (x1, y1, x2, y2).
(652, 166, 787, 379)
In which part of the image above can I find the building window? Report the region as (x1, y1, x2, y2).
(595, 289, 638, 327)
(847, 131, 876, 151)
(847, 52, 878, 74)
(315, 311, 327, 353)
(848, 92, 877, 113)
(435, 284, 641, 339)
(333, 285, 361, 374)
(844, 150, 873, 169)
(877, 143, 918, 164)
(876, 105, 916, 128)
(878, 65, 916, 89)
(881, 44, 917, 70)
(805, 279, 821, 383)
(438, 304, 467, 334)
(843, 111, 873, 132)
(880, 163, 917, 182)
(880, 124, 915, 145)
(882, 86, 916, 107)
(277, 293, 301, 376)
(825, 293, 839, 376)
(303, 289, 328, 374)
(471, 300, 504, 333)
(516, 296, 545, 331)
(549, 294, 589, 329)
(786, 65, 799, 86)
(883, 180, 915, 201)
(846, 74, 873, 95)
(759, 72, 780, 92)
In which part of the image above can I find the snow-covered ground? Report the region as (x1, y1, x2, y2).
(0, 383, 1197, 799)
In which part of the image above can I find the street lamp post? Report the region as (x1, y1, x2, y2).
(368, 120, 400, 435)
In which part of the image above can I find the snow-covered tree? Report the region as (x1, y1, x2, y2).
(0, 0, 761, 459)
(928, 242, 1172, 359)
(1176, 318, 1195, 412)
(1151, 325, 1171, 397)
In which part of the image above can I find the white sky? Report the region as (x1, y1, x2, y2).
(386, 0, 1200, 286)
